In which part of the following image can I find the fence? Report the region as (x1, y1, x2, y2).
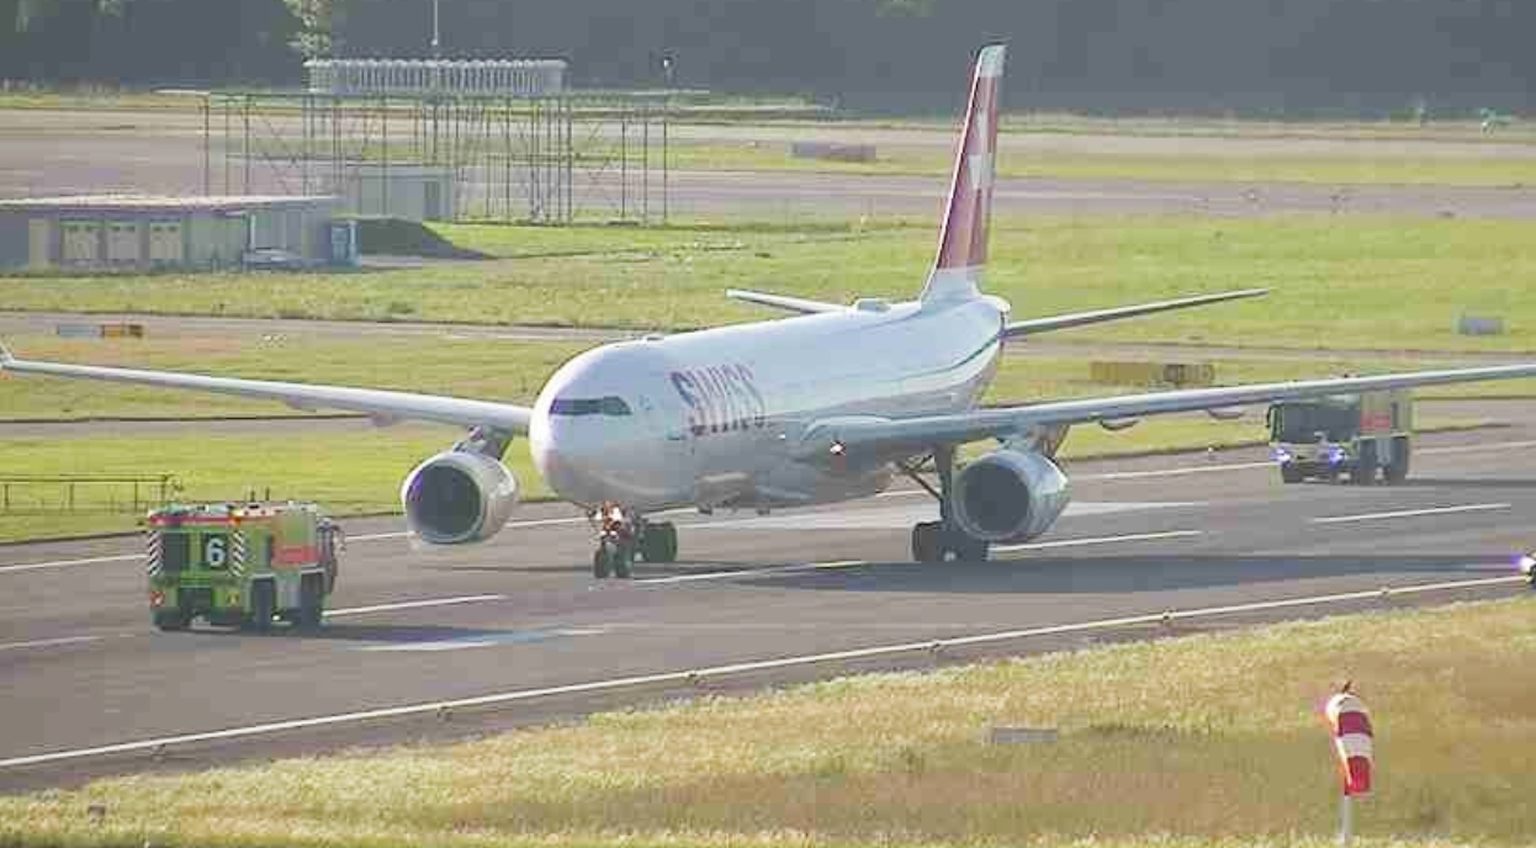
(0, 474, 179, 515)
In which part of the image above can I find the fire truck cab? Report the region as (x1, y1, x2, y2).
(1267, 389, 1412, 485)
(145, 501, 342, 633)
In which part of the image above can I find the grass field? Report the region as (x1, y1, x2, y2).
(3, 216, 1533, 354)
(4, 597, 1532, 846)
(666, 141, 1536, 187)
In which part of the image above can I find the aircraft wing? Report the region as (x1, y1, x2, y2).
(0, 340, 533, 433)
(1003, 288, 1269, 338)
(793, 362, 1536, 461)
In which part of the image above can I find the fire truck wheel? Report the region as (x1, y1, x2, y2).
(250, 580, 276, 634)
(1384, 437, 1410, 484)
(153, 609, 191, 632)
(297, 575, 324, 630)
(1352, 441, 1379, 485)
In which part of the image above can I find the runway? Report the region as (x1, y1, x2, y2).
(5, 110, 1536, 218)
(3, 425, 1534, 791)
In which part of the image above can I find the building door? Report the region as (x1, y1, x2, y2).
(27, 219, 51, 269)
(423, 181, 442, 221)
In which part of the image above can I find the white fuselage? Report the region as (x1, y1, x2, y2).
(527, 295, 1007, 512)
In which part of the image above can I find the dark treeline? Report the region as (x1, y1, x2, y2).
(5, 0, 1532, 116)
(1, 0, 303, 85)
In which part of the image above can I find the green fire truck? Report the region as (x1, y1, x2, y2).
(1266, 389, 1412, 485)
(146, 501, 343, 633)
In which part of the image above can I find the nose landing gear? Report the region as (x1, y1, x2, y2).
(589, 503, 679, 579)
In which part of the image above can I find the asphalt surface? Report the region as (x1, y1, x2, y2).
(3, 425, 1534, 791)
(4, 110, 1536, 217)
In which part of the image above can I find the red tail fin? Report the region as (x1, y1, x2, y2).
(921, 44, 1005, 304)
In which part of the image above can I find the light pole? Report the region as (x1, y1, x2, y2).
(431, 0, 440, 58)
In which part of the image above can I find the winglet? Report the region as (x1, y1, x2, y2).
(726, 289, 844, 315)
(1003, 288, 1269, 339)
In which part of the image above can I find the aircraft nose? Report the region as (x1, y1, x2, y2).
(530, 410, 599, 502)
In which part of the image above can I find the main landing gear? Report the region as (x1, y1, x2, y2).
(590, 502, 678, 579)
(902, 446, 990, 563)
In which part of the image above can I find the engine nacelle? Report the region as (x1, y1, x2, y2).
(400, 451, 519, 545)
(952, 448, 1071, 543)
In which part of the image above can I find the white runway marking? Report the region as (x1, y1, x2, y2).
(325, 594, 507, 617)
(0, 635, 103, 652)
(1311, 503, 1511, 525)
(0, 554, 139, 574)
(358, 627, 607, 652)
(695, 501, 1203, 531)
(637, 560, 864, 585)
(2, 571, 1522, 770)
(994, 529, 1203, 553)
(1086, 461, 1273, 480)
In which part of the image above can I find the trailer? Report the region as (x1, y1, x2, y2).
(146, 501, 343, 632)
(1267, 389, 1412, 485)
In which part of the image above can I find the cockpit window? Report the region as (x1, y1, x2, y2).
(550, 396, 632, 417)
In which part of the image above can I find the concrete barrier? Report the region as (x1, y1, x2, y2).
(1457, 315, 1505, 336)
(1089, 361, 1215, 387)
(790, 141, 877, 163)
(56, 323, 145, 339)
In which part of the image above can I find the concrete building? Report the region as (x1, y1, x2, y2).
(342, 166, 457, 222)
(0, 195, 341, 271)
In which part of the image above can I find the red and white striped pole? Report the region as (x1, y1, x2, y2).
(1323, 682, 1374, 844)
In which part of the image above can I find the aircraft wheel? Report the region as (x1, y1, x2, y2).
(613, 544, 634, 579)
(951, 533, 990, 562)
(912, 521, 943, 563)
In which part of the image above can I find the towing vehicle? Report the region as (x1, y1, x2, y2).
(1267, 389, 1412, 485)
(146, 501, 343, 632)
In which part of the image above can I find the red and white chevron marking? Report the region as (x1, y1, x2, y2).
(1324, 692, 1373, 796)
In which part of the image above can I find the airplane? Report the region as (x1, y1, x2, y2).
(6, 43, 1536, 577)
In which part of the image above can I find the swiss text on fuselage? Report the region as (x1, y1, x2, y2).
(669, 364, 766, 436)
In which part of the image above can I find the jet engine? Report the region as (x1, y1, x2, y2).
(400, 451, 519, 544)
(951, 448, 1071, 543)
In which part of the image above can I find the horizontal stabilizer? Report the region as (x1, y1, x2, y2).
(1004, 288, 1268, 339)
(726, 289, 845, 315)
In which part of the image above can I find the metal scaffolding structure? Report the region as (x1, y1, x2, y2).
(203, 58, 669, 225)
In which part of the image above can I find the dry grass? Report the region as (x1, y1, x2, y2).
(3, 598, 1533, 847)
